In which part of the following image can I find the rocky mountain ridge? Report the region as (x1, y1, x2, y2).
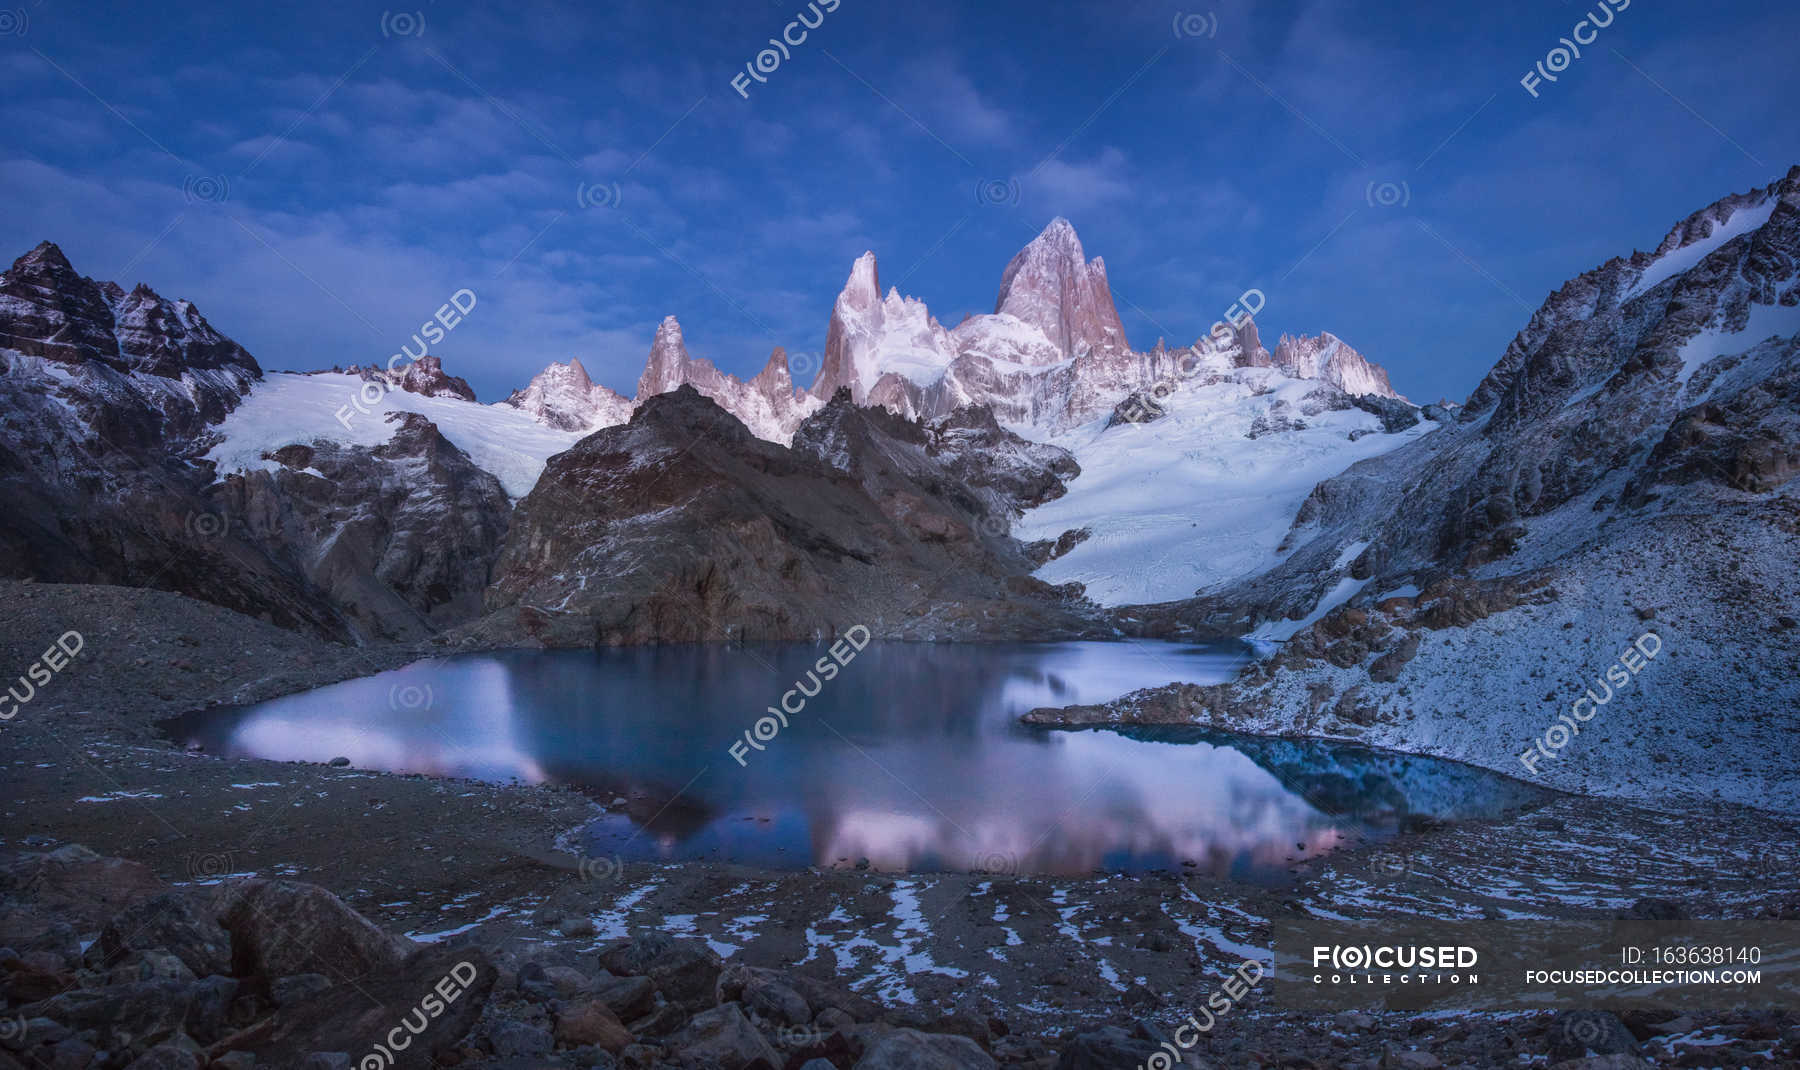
(476, 386, 1097, 645)
(502, 218, 1407, 440)
(0, 240, 1106, 644)
(1040, 166, 1800, 808)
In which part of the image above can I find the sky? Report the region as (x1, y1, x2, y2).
(3, 0, 1797, 407)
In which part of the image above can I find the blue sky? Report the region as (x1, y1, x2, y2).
(3, 0, 1796, 406)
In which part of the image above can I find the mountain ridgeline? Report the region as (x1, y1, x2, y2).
(2, 170, 1797, 657)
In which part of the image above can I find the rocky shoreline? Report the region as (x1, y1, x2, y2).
(5, 581, 1799, 1068)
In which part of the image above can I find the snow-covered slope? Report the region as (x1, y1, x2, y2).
(1621, 190, 1781, 302)
(208, 372, 584, 499)
(1270, 332, 1401, 399)
(1017, 370, 1433, 605)
(503, 357, 633, 432)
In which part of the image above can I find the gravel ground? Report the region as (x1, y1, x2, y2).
(4, 580, 1798, 1066)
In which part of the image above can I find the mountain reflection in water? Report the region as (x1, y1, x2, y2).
(162, 642, 1547, 880)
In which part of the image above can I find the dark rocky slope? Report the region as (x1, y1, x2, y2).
(477, 386, 1098, 645)
(0, 244, 515, 643)
(1041, 168, 1800, 807)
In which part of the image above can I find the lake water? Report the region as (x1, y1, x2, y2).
(162, 641, 1547, 880)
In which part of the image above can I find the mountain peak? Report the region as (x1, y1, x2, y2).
(994, 218, 1128, 358)
(847, 251, 879, 299)
(10, 240, 78, 279)
(1270, 331, 1400, 399)
(638, 316, 691, 398)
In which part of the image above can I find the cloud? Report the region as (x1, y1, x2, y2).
(1030, 147, 1133, 213)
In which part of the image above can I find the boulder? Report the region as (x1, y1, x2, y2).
(94, 891, 231, 979)
(488, 1019, 554, 1057)
(271, 973, 335, 1006)
(591, 974, 655, 1021)
(244, 946, 495, 1068)
(555, 1000, 634, 1053)
(211, 879, 412, 986)
(598, 934, 721, 1008)
(18, 981, 208, 1053)
(1054, 1026, 1159, 1069)
(716, 965, 810, 1027)
(121, 1046, 202, 1070)
(855, 1029, 997, 1070)
(668, 1003, 780, 1070)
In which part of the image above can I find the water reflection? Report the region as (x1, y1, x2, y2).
(162, 642, 1547, 880)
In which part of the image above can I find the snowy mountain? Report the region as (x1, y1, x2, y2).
(502, 356, 632, 432)
(206, 371, 586, 500)
(505, 218, 1408, 441)
(1039, 166, 1800, 808)
(1270, 331, 1402, 399)
(809, 252, 962, 415)
(504, 315, 819, 442)
(991, 216, 1131, 359)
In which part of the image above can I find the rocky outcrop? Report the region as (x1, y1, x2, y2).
(509, 321, 818, 441)
(790, 392, 1079, 560)
(1123, 165, 1800, 641)
(993, 217, 1129, 360)
(213, 412, 512, 641)
(1271, 331, 1401, 399)
(480, 386, 1098, 645)
(0, 242, 259, 383)
(632, 315, 821, 442)
(810, 252, 960, 414)
(503, 355, 633, 431)
(0, 243, 511, 642)
(390, 353, 477, 401)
